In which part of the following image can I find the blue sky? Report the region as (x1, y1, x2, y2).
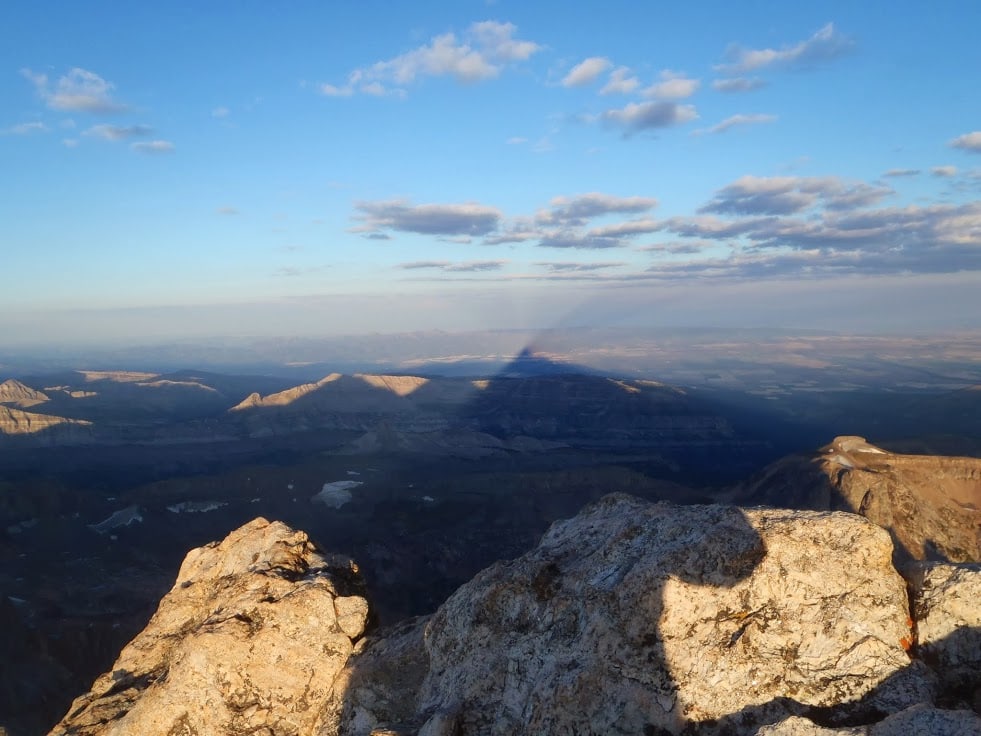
(2, 1, 980, 345)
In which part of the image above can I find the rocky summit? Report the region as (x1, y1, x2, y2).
(48, 495, 981, 736)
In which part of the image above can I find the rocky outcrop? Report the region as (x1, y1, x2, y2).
(731, 436, 981, 564)
(907, 562, 981, 710)
(49, 518, 369, 736)
(51, 497, 981, 736)
(757, 705, 981, 734)
(407, 496, 927, 735)
(229, 373, 343, 410)
(0, 379, 49, 408)
(0, 406, 92, 443)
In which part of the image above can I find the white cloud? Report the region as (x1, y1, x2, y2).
(717, 23, 854, 74)
(1, 121, 48, 135)
(320, 83, 354, 97)
(506, 136, 528, 145)
(321, 21, 539, 97)
(642, 71, 700, 99)
(469, 20, 539, 61)
(131, 140, 175, 154)
(21, 67, 128, 114)
(587, 219, 660, 238)
(540, 193, 658, 225)
(699, 175, 892, 215)
(62, 138, 78, 148)
(712, 77, 766, 93)
(535, 261, 624, 272)
(599, 66, 640, 95)
(701, 113, 777, 134)
(211, 106, 230, 118)
(600, 101, 698, 134)
(354, 199, 503, 235)
(216, 206, 239, 215)
(83, 124, 152, 141)
(932, 165, 958, 178)
(398, 260, 507, 272)
(562, 56, 612, 87)
(882, 168, 920, 178)
(950, 131, 981, 153)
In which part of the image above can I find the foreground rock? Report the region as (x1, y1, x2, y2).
(757, 705, 981, 734)
(49, 518, 369, 736)
(908, 562, 981, 710)
(731, 436, 981, 564)
(53, 497, 981, 736)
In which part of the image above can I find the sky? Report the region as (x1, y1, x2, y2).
(2, 1, 981, 346)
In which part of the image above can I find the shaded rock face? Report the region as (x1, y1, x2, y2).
(731, 436, 981, 565)
(49, 518, 369, 736)
(908, 562, 981, 710)
(411, 496, 923, 735)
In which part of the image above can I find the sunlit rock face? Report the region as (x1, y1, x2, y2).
(732, 435, 981, 565)
(411, 496, 925, 735)
(48, 518, 369, 736)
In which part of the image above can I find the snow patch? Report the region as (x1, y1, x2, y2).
(89, 506, 143, 534)
(167, 501, 228, 514)
(312, 480, 363, 509)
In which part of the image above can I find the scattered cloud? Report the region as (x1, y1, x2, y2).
(353, 199, 503, 236)
(562, 56, 612, 87)
(932, 165, 958, 178)
(700, 113, 776, 134)
(398, 260, 507, 272)
(320, 21, 539, 97)
(21, 67, 128, 114)
(642, 71, 700, 99)
(61, 138, 78, 148)
(539, 193, 658, 226)
(365, 233, 393, 241)
(950, 131, 981, 153)
(131, 140, 175, 154)
(600, 100, 698, 134)
(883, 168, 920, 178)
(536, 232, 623, 249)
(211, 106, 230, 118)
(717, 23, 854, 74)
(699, 175, 892, 216)
(586, 219, 660, 238)
(216, 206, 239, 215)
(535, 261, 624, 272)
(83, 123, 152, 141)
(1, 121, 48, 135)
(506, 136, 528, 145)
(654, 201, 981, 278)
(712, 77, 766, 93)
(600, 67, 640, 95)
(638, 240, 715, 255)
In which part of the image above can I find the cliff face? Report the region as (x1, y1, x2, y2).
(730, 435, 981, 564)
(48, 496, 981, 736)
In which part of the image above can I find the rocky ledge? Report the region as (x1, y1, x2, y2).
(49, 496, 980, 735)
